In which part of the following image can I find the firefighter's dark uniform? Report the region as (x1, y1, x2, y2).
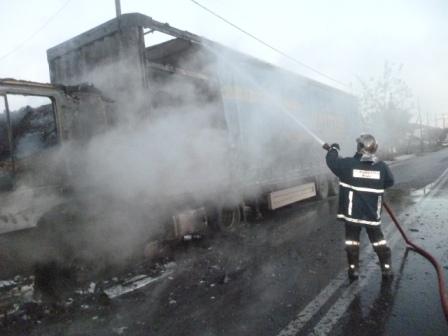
(325, 146, 394, 277)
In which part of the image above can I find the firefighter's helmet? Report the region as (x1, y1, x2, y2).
(356, 134, 378, 154)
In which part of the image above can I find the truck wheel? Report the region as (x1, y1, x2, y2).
(315, 176, 329, 199)
(212, 206, 242, 233)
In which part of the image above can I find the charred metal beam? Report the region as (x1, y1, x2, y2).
(47, 13, 209, 61)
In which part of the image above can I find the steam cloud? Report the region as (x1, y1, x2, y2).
(1, 48, 359, 266)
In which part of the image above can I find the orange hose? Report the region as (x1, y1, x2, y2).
(383, 202, 448, 322)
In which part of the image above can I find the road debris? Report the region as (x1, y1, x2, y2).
(0, 280, 16, 290)
(103, 269, 175, 299)
(113, 326, 128, 335)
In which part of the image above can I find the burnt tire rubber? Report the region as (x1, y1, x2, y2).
(315, 176, 329, 200)
(214, 206, 242, 233)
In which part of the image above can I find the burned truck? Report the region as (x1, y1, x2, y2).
(1, 13, 360, 266)
(46, 12, 360, 218)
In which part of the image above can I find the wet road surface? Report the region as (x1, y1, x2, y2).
(1, 148, 448, 335)
(304, 164, 448, 336)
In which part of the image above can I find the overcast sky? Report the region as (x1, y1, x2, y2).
(0, 0, 447, 126)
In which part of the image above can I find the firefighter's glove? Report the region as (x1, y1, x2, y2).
(322, 143, 340, 151)
(322, 143, 331, 151)
(330, 143, 340, 151)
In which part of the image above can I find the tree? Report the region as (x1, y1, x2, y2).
(358, 62, 415, 154)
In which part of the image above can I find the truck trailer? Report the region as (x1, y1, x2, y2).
(0, 13, 360, 267)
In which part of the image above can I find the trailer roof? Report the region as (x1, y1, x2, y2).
(47, 12, 353, 97)
(0, 78, 55, 90)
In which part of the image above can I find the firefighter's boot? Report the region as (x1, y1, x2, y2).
(346, 245, 360, 281)
(375, 245, 393, 279)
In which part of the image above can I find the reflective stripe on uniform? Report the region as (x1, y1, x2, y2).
(377, 195, 382, 218)
(337, 214, 381, 225)
(353, 169, 380, 180)
(339, 182, 384, 194)
(345, 240, 360, 246)
(348, 191, 353, 216)
(373, 239, 387, 246)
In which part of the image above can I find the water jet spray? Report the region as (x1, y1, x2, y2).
(205, 47, 447, 319)
(203, 43, 326, 147)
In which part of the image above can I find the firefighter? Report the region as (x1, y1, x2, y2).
(323, 134, 394, 280)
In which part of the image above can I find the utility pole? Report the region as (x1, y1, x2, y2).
(115, 0, 121, 18)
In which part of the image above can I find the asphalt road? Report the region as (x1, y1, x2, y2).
(1, 148, 448, 336)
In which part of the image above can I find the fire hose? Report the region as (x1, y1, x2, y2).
(383, 202, 448, 322)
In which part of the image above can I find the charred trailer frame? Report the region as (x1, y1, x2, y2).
(46, 13, 360, 235)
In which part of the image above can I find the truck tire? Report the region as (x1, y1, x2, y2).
(211, 206, 242, 233)
(315, 176, 329, 199)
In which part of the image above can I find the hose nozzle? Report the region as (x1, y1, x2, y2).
(322, 143, 331, 151)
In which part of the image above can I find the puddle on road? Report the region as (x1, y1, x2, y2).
(386, 179, 438, 207)
(409, 182, 437, 199)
